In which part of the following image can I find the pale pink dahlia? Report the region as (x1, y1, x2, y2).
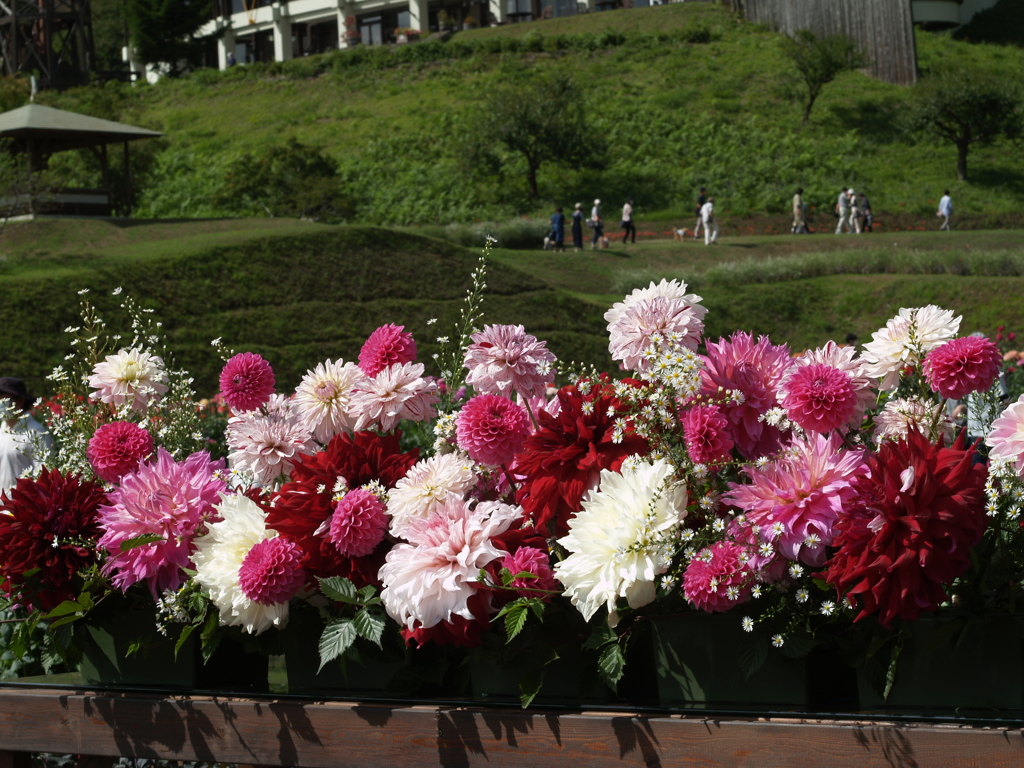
(219, 352, 276, 413)
(88, 347, 168, 413)
(781, 363, 858, 434)
(501, 546, 557, 598)
(328, 488, 389, 557)
(681, 404, 734, 465)
(603, 279, 708, 330)
(98, 448, 227, 596)
(358, 324, 418, 377)
(463, 324, 556, 399)
(350, 362, 439, 432)
(456, 394, 531, 466)
(238, 536, 307, 606)
(683, 541, 754, 613)
(227, 395, 315, 486)
(874, 397, 953, 444)
(608, 296, 706, 372)
(701, 332, 794, 459)
(724, 433, 866, 567)
(293, 359, 365, 443)
(87, 421, 154, 484)
(923, 336, 1002, 400)
(987, 394, 1024, 477)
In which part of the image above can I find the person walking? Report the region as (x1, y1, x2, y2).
(835, 188, 852, 235)
(938, 190, 953, 231)
(0, 377, 52, 493)
(693, 186, 707, 240)
(550, 207, 566, 252)
(571, 203, 584, 252)
(859, 192, 873, 232)
(590, 198, 604, 250)
(621, 198, 636, 244)
(848, 189, 862, 234)
(701, 196, 719, 245)
(792, 187, 808, 234)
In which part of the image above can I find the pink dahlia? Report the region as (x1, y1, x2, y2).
(923, 335, 1002, 400)
(226, 395, 315, 485)
(604, 278, 709, 331)
(682, 541, 754, 613)
(988, 394, 1024, 477)
(682, 404, 734, 465)
(456, 394, 531, 466)
(780, 341, 874, 433)
(87, 421, 154, 484)
(781, 363, 858, 434)
(219, 352, 276, 413)
(358, 324, 418, 377)
(350, 362, 439, 432)
(237, 536, 307, 606)
(701, 332, 794, 460)
(97, 448, 227, 597)
(329, 488, 389, 557)
(500, 546, 558, 598)
(724, 433, 866, 567)
(463, 324, 556, 399)
(608, 296, 706, 373)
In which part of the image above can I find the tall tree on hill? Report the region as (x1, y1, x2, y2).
(781, 30, 868, 123)
(904, 66, 1024, 181)
(126, 0, 213, 77)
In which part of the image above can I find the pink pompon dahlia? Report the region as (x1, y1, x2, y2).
(682, 404, 734, 465)
(781, 363, 857, 434)
(328, 488, 389, 557)
(97, 448, 227, 597)
(683, 541, 754, 613)
(87, 421, 154, 484)
(350, 362, 439, 433)
(988, 394, 1024, 477)
(922, 335, 1002, 400)
(358, 324, 418, 377)
(219, 352, 276, 413)
(456, 394, 531, 466)
(463, 324, 556, 400)
(500, 546, 558, 599)
(238, 536, 307, 606)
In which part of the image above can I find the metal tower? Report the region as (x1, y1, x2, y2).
(0, 0, 96, 90)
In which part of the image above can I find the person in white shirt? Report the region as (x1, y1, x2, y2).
(701, 197, 719, 245)
(835, 188, 852, 234)
(848, 189, 862, 234)
(621, 198, 636, 244)
(0, 377, 52, 494)
(590, 198, 604, 250)
(938, 190, 953, 231)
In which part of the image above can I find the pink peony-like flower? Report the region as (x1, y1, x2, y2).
(349, 362, 439, 432)
(237, 536, 307, 606)
(97, 448, 227, 597)
(219, 352, 276, 413)
(682, 404, 734, 465)
(358, 324, 418, 377)
(87, 421, 154, 484)
(923, 335, 1002, 400)
(456, 394, 531, 466)
(724, 433, 866, 566)
(987, 394, 1024, 477)
(682, 541, 754, 613)
(500, 546, 557, 598)
(701, 332, 794, 459)
(608, 296, 706, 373)
(781, 363, 858, 433)
(464, 324, 556, 399)
(328, 489, 389, 557)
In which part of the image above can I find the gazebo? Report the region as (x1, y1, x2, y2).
(0, 103, 162, 217)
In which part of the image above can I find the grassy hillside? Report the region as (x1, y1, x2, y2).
(9, 3, 1022, 227)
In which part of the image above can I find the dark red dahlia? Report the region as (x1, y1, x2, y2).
(267, 430, 418, 586)
(821, 429, 988, 628)
(514, 377, 649, 537)
(0, 469, 107, 610)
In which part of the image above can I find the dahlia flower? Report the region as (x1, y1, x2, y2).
(0, 469, 106, 610)
(861, 305, 961, 391)
(724, 433, 867, 566)
(501, 546, 558, 599)
(608, 295, 706, 373)
(350, 362, 439, 432)
(219, 352, 276, 413)
(193, 493, 304, 635)
(701, 332, 794, 459)
(455, 394, 531, 466)
(88, 348, 168, 412)
(682, 541, 755, 613)
(358, 324, 418, 377)
(380, 496, 520, 633)
(874, 397, 953, 444)
(463, 324, 556, 399)
(922, 336, 1002, 400)
(293, 359, 365, 443)
(987, 394, 1024, 477)
(387, 452, 477, 536)
(97, 448, 227, 597)
(554, 459, 686, 627)
(515, 378, 649, 537)
(328, 488, 389, 557)
(779, 341, 874, 433)
(821, 429, 988, 628)
(603, 279, 708, 330)
(87, 421, 154, 484)
(682, 404, 734, 465)
(226, 395, 315, 485)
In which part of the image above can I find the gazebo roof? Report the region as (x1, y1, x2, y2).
(0, 103, 162, 153)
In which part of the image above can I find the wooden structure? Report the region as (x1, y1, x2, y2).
(0, 103, 162, 217)
(1, 683, 1024, 767)
(0, 0, 95, 90)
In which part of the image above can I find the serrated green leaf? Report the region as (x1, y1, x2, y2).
(319, 618, 358, 671)
(352, 608, 385, 648)
(48, 613, 84, 630)
(319, 576, 358, 604)
(500, 568, 515, 587)
(126, 639, 144, 659)
(598, 642, 626, 690)
(356, 585, 378, 602)
(44, 600, 84, 619)
(77, 592, 94, 611)
(519, 670, 544, 709)
(504, 605, 528, 642)
(528, 600, 546, 621)
(119, 533, 165, 552)
(512, 571, 538, 581)
(583, 622, 617, 651)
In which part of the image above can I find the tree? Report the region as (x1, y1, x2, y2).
(904, 66, 1024, 181)
(781, 30, 868, 123)
(477, 74, 600, 199)
(125, 0, 213, 77)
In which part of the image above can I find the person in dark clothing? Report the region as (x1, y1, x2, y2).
(858, 193, 873, 232)
(550, 207, 566, 252)
(621, 198, 636, 244)
(571, 203, 584, 251)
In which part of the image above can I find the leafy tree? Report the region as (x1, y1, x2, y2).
(781, 30, 868, 123)
(125, 0, 213, 77)
(904, 66, 1024, 181)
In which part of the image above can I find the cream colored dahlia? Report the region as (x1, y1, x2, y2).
(88, 347, 169, 412)
(387, 452, 477, 536)
(603, 279, 708, 329)
(293, 359, 365, 443)
(861, 306, 961, 391)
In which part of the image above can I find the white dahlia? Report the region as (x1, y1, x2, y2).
(861, 306, 961, 391)
(554, 459, 687, 627)
(349, 362, 439, 432)
(88, 347, 169, 412)
(874, 396, 953, 444)
(387, 452, 478, 536)
(227, 395, 315, 486)
(293, 359, 365, 443)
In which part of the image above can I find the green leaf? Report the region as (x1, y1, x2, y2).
(352, 609, 385, 648)
(44, 600, 84, 619)
(583, 622, 617, 651)
(119, 533, 165, 552)
(356, 585, 378, 602)
(319, 618, 358, 672)
(737, 629, 769, 680)
(519, 669, 544, 709)
(598, 642, 626, 690)
(883, 643, 902, 703)
(319, 576, 358, 604)
(175, 624, 196, 660)
(48, 613, 85, 630)
(504, 604, 528, 642)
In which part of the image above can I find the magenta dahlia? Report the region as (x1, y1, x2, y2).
(682, 541, 754, 613)
(237, 536, 307, 606)
(922, 335, 1002, 400)
(358, 324, 418, 377)
(781, 363, 858, 433)
(87, 421, 154, 484)
(456, 394, 531, 466)
(681, 404, 734, 465)
(219, 352, 276, 413)
(500, 546, 558, 598)
(329, 488, 389, 557)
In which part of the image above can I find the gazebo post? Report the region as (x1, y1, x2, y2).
(123, 140, 132, 217)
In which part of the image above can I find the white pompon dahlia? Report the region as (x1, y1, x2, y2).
(554, 459, 686, 627)
(387, 452, 478, 536)
(293, 359, 365, 443)
(88, 348, 169, 412)
(861, 306, 961, 391)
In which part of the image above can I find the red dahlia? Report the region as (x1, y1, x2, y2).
(821, 429, 988, 628)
